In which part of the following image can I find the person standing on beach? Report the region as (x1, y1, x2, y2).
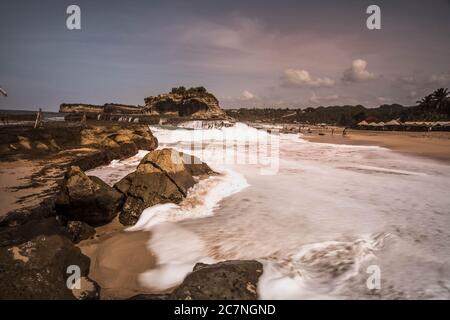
(81, 112, 87, 127)
(34, 108, 44, 129)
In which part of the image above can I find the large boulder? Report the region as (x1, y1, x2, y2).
(114, 149, 196, 226)
(179, 152, 215, 177)
(171, 260, 264, 300)
(0, 234, 99, 299)
(55, 166, 123, 227)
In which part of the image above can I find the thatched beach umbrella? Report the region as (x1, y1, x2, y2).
(357, 120, 369, 126)
(385, 120, 401, 126)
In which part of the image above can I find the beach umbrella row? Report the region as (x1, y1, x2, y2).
(358, 119, 450, 127)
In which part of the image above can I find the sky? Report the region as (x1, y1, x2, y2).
(0, 0, 449, 111)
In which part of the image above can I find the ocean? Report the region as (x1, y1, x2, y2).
(87, 121, 450, 299)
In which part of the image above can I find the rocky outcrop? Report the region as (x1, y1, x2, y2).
(115, 148, 198, 225)
(144, 87, 227, 119)
(171, 260, 263, 300)
(0, 234, 99, 299)
(0, 123, 157, 160)
(66, 221, 96, 244)
(55, 166, 123, 227)
(59, 103, 105, 114)
(114, 149, 214, 226)
(60, 103, 144, 115)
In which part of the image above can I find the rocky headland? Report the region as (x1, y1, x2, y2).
(60, 86, 231, 124)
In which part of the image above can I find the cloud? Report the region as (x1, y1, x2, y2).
(427, 72, 450, 86)
(342, 59, 376, 83)
(281, 69, 335, 88)
(376, 97, 393, 103)
(408, 91, 417, 98)
(240, 90, 259, 100)
(308, 92, 358, 106)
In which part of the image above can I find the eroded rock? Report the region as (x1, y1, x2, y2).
(171, 260, 264, 300)
(115, 148, 212, 226)
(0, 234, 99, 299)
(55, 166, 123, 226)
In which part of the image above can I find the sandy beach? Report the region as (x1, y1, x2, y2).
(303, 129, 450, 163)
(78, 217, 157, 300)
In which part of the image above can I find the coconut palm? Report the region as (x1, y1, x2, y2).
(431, 88, 449, 110)
(416, 94, 434, 108)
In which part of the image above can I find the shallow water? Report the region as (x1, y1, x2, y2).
(90, 122, 450, 299)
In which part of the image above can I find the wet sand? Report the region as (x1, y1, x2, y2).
(78, 217, 157, 299)
(303, 129, 450, 163)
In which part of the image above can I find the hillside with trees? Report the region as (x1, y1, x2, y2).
(226, 88, 450, 126)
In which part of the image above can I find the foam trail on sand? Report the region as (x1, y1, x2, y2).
(86, 150, 149, 185)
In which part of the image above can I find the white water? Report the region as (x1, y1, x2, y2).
(92, 122, 450, 299)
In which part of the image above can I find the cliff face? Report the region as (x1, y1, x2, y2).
(144, 87, 227, 119)
(59, 104, 105, 114)
(60, 87, 228, 120)
(60, 103, 144, 115)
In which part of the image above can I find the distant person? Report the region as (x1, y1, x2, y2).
(342, 127, 348, 136)
(81, 112, 87, 127)
(331, 128, 335, 136)
(34, 108, 44, 129)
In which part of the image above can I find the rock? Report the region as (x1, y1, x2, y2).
(171, 260, 264, 300)
(139, 148, 196, 194)
(0, 234, 99, 299)
(179, 152, 215, 177)
(128, 294, 170, 300)
(144, 87, 228, 119)
(0, 217, 69, 247)
(66, 221, 96, 244)
(114, 148, 198, 226)
(118, 196, 147, 226)
(55, 166, 123, 227)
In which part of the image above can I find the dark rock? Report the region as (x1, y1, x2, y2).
(140, 148, 196, 195)
(118, 196, 146, 226)
(0, 217, 69, 247)
(115, 148, 197, 226)
(55, 166, 123, 227)
(128, 293, 171, 300)
(0, 197, 56, 228)
(66, 221, 96, 244)
(0, 234, 99, 299)
(171, 260, 263, 300)
(179, 152, 215, 176)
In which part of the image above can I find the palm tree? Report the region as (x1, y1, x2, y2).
(431, 88, 449, 110)
(416, 94, 434, 108)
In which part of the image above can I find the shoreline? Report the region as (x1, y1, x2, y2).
(302, 129, 450, 164)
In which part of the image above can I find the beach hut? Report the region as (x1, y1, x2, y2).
(385, 120, 401, 126)
(357, 120, 369, 126)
